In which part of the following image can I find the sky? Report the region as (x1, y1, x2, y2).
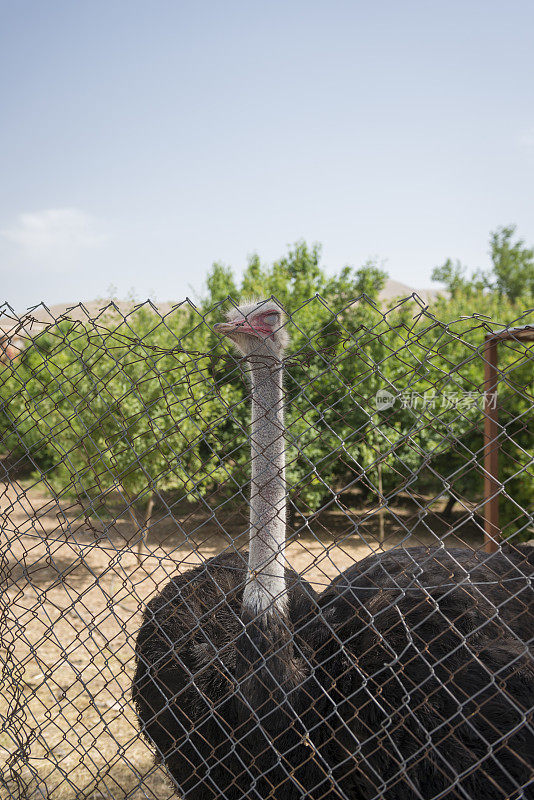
(1, 0, 533, 312)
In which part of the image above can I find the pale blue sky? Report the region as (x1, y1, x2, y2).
(1, 0, 533, 311)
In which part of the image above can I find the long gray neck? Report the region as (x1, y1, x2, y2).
(242, 355, 287, 616)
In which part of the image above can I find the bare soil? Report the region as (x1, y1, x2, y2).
(0, 478, 485, 800)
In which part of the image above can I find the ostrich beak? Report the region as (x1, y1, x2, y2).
(214, 320, 258, 337)
(213, 322, 233, 334)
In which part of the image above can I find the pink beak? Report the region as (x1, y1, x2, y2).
(214, 320, 270, 337)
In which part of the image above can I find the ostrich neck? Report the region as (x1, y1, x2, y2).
(242, 356, 287, 616)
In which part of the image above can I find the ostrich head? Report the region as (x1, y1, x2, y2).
(213, 299, 289, 359)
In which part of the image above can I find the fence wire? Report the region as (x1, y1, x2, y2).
(0, 294, 532, 800)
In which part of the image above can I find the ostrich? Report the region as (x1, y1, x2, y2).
(132, 299, 321, 799)
(133, 299, 534, 800)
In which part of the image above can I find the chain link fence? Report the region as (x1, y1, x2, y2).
(0, 294, 532, 800)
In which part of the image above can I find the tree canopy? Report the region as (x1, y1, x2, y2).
(1, 230, 532, 544)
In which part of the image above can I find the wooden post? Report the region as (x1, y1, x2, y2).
(483, 335, 500, 553)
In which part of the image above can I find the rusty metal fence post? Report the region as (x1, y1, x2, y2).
(483, 325, 534, 553)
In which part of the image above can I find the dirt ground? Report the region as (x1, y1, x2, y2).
(0, 477, 487, 800)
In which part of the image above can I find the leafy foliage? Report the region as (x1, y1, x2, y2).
(489, 225, 534, 302)
(431, 227, 533, 539)
(1, 232, 532, 542)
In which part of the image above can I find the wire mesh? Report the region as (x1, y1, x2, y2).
(0, 294, 532, 800)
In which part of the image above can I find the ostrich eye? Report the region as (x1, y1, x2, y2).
(263, 312, 279, 327)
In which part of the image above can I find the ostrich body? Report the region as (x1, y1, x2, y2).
(326, 545, 534, 648)
(317, 547, 534, 799)
(133, 300, 534, 800)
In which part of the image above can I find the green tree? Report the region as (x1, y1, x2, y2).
(0, 305, 240, 546)
(429, 228, 534, 540)
(2, 235, 531, 549)
(489, 225, 534, 302)
(433, 225, 534, 305)
(432, 258, 485, 300)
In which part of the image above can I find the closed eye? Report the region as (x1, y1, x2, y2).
(262, 312, 280, 326)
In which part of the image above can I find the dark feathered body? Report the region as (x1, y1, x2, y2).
(311, 546, 534, 799)
(133, 545, 534, 800)
(132, 551, 322, 799)
(133, 553, 245, 799)
(324, 546, 533, 646)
